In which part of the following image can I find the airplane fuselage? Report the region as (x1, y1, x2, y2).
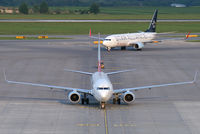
(103, 32, 156, 48)
(91, 72, 113, 103)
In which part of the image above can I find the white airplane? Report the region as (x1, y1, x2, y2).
(91, 10, 158, 51)
(4, 34, 198, 109)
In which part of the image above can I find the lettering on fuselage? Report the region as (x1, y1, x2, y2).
(114, 33, 154, 42)
(103, 33, 156, 48)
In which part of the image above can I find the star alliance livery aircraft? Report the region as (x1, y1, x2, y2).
(91, 10, 158, 51)
(4, 35, 198, 109)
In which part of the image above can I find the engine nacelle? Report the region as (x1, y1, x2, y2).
(68, 91, 81, 103)
(133, 42, 144, 50)
(122, 91, 135, 104)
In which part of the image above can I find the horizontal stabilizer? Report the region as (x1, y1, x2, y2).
(106, 69, 136, 75)
(64, 69, 93, 75)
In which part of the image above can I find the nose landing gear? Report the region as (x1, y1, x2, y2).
(107, 47, 111, 52)
(100, 102, 106, 109)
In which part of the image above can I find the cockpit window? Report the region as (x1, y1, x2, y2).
(97, 87, 110, 90)
(97, 87, 104, 90)
(104, 87, 109, 90)
(104, 39, 111, 41)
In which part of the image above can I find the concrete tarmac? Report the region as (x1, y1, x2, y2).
(0, 38, 200, 134)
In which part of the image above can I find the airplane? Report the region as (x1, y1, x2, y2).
(4, 34, 198, 109)
(90, 9, 158, 51)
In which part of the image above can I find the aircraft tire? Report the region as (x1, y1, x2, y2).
(121, 46, 126, 50)
(86, 98, 89, 104)
(113, 98, 116, 104)
(100, 102, 105, 109)
(117, 98, 121, 105)
(81, 98, 85, 104)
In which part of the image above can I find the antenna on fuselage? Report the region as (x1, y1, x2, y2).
(98, 33, 101, 72)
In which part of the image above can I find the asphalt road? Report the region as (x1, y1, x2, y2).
(0, 38, 200, 134)
(1, 19, 200, 22)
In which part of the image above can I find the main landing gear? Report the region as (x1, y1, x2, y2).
(81, 93, 89, 105)
(121, 46, 126, 50)
(136, 49, 142, 51)
(113, 94, 121, 105)
(113, 98, 121, 104)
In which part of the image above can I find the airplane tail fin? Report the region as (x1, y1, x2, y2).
(145, 9, 158, 32)
(97, 33, 101, 72)
(89, 28, 91, 37)
(185, 32, 191, 40)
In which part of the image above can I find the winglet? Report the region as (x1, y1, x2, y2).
(89, 28, 91, 37)
(193, 71, 198, 83)
(3, 69, 8, 82)
(185, 32, 191, 40)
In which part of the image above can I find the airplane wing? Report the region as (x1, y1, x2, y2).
(64, 69, 93, 75)
(154, 32, 191, 42)
(113, 71, 198, 94)
(4, 71, 91, 94)
(106, 69, 136, 75)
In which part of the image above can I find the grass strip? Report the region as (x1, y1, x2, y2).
(186, 40, 200, 42)
(0, 37, 72, 40)
(0, 22, 200, 35)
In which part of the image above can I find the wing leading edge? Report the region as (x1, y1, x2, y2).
(4, 71, 91, 94)
(114, 71, 198, 94)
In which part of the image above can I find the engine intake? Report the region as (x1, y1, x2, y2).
(133, 42, 144, 50)
(68, 91, 81, 103)
(122, 91, 135, 104)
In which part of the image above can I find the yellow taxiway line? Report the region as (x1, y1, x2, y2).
(104, 109, 109, 134)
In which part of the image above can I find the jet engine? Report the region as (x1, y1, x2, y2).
(122, 91, 135, 104)
(68, 91, 81, 103)
(133, 42, 144, 50)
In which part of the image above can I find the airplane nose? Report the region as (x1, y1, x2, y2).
(102, 41, 107, 46)
(101, 92, 107, 98)
(99, 91, 109, 101)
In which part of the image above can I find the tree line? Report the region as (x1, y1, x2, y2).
(1, 0, 200, 7)
(18, 2, 100, 14)
(19, 2, 48, 14)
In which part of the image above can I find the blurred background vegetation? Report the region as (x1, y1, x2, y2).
(1, 0, 200, 7)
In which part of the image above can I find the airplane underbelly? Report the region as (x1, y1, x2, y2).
(118, 41, 128, 46)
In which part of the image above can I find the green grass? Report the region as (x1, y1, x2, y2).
(0, 22, 200, 35)
(186, 40, 200, 42)
(0, 6, 200, 20)
(0, 37, 72, 40)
